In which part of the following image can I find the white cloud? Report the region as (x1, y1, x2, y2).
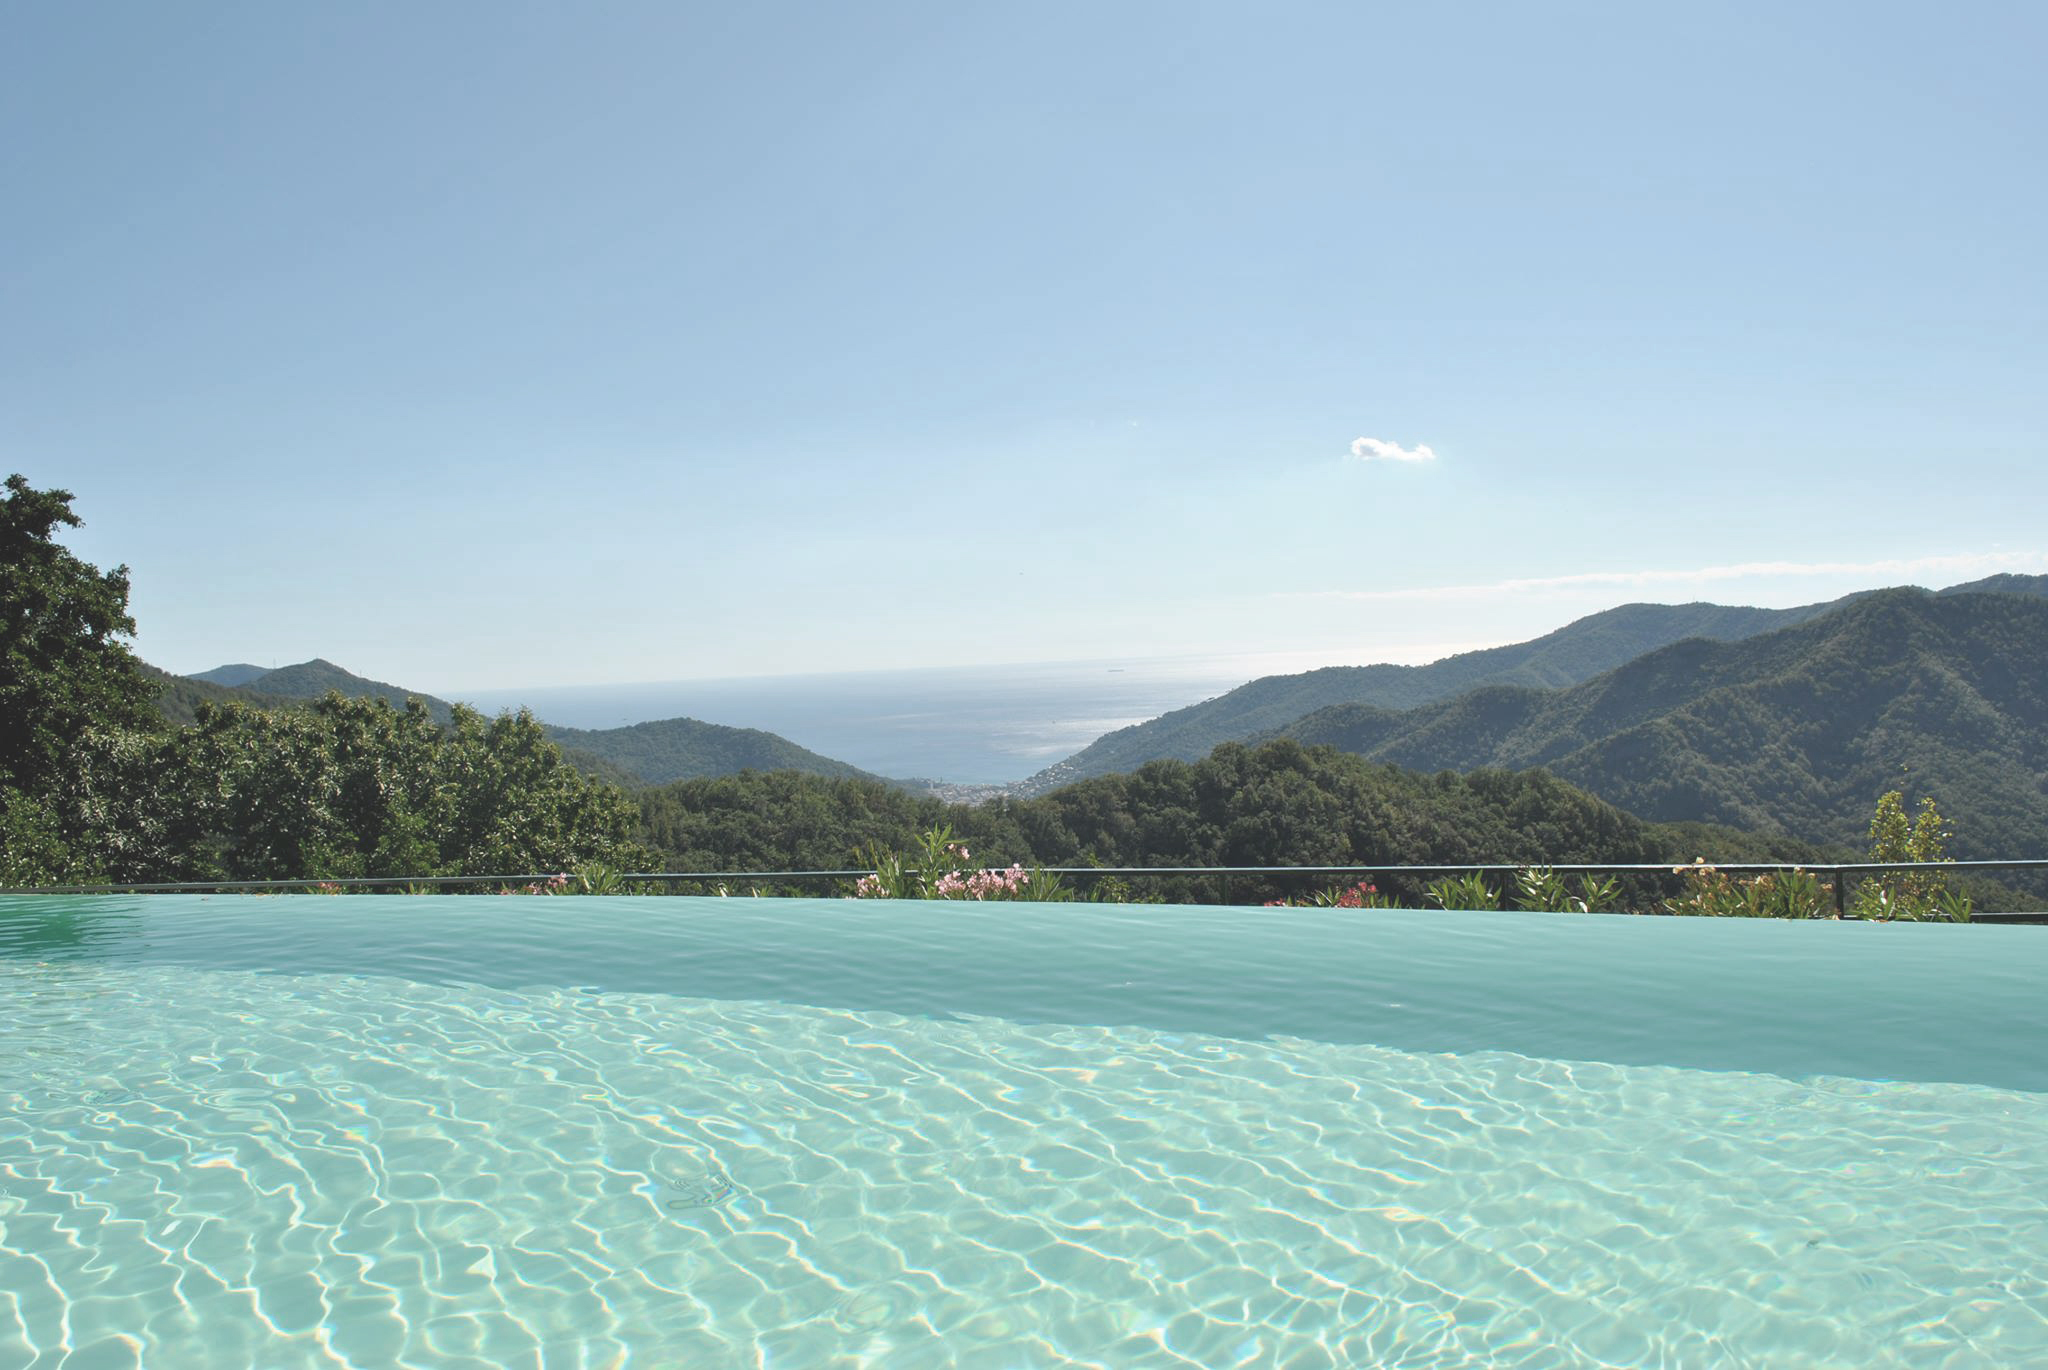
(1290, 551, 2048, 603)
(1349, 436, 1437, 464)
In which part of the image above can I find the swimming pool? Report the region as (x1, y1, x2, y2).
(3, 895, 2044, 1366)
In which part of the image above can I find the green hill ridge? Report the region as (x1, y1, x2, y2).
(1011, 599, 1849, 794)
(544, 717, 884, 787)
(158, 659, 882, 788)
(1272, 588, 2048, 857)
(186, 663, 273, 687)
(1013, 574, 2048, 797)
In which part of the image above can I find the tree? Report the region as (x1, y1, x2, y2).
(1853, 790, 1967, 920)
(0, 475, 160, 789)
(93, 693, 655, 883)
(0, 475, 162, 882)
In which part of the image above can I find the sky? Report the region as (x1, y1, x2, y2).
(5, 1, 2044, 692)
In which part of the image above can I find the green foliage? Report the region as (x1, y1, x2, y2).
(507, 863, 636, 895)
(1265, 869, 1622, 913)
(154, 656, 873, 792)
(1426, 873, 1500, 911)
(1932, 887, 1975, 923)
(639, 770, 954, 873)
(850, 824, 1067, 901)
(215, 659, 459, 723)
(1511, 867, 1572, 912)
(147, 663, 302, 727)
(1276, 590, 2048, 868)
(84, 693, 652, 883)
(1661, 861, 1835, 919)
(1016, 744, 1659, 905)
(0, 791, 88, 886)
(1850, 791, 1970, 921)
(639, 741, 1670, 906)
(1510, 867, 1623, 913)
(542, 717, 885, 787)
(1018, 601, 1837, 793)
(1266, 879, 1400, 909)
(1081, 874, 1164, 905)
(0, 476, 163, 876)
(848, 831, 931, 900)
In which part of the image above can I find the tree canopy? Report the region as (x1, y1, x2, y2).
(0, 475, 159, 794)
(0, 475, 652, 887)
(81, 694, 653, 883)
(0, 475, 164, 881)
(634, 739, 1838, 904)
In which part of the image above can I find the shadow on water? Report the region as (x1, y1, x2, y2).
(0, 896, 152, 961)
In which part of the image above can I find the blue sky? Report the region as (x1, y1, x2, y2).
(5, 2, 2042, 690)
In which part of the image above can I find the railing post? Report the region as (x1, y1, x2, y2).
(1835, 867, 1847, 919)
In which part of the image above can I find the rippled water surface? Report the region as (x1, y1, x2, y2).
(3, 897, 2045, 1367)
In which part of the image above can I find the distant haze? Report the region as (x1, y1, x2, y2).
(454, 655, 1340, 783)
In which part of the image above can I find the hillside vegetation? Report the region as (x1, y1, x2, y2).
(1015, 600, 1847, 793)
(4, 476, 651, 885)
(159, 659, 880, 787)
(147, 664, 303, 726)
(1015, 574, 2048, 796)
(1274, 589, 2048, 856)
(187, 662, 271, 687)
(189, 658, 460, 724)
(546, 717, 884, 787)
(637, 740, 1837, 904)
(91, 695, 652, 883)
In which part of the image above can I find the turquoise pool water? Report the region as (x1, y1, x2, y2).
(2, 896, 2044, 1367)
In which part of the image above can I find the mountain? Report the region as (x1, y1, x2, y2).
(542, 717, 886, 787)
(1271, 588, 2048, 857)
(188, 663, 272, 687)
(1012, 598, 1850, 794)
(222, 658, 461, 724)
(1938, 572, 2048, 600)
(633, 742, 1844, 906)
(1014, 575, 2048, 797)
(157, 658, 882, 789)
(147, 665, 303, 726)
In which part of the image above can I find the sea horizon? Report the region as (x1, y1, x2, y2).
(445, 645, 1485, 784)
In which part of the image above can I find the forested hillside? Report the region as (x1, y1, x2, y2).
(191, 658, 460, 723)
(1015, 576, 2048, 796)
(165, 660, 882, 787)
(637, 740, 1835, 903)
(1938, 572, 2048, 600)
(91, 695, 653, 883)
(1015, 599, 1849, 793)
(3, 476, 651, 885)
(1276, 589, 2048, 855)
(187, 662, 271, 686)
(25, 457, 2036, 897)
(546, 717, 885, 786)
(147, 664, 302, 725)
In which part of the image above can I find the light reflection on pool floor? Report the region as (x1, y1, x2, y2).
(3, 962, 2044, 1368)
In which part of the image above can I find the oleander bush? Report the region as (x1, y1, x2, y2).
(849, 824, 1068, 901)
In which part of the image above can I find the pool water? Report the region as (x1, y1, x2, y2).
(2, 897, 2044, 1367)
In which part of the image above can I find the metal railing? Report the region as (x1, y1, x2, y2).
(7, 858, 2047, 920)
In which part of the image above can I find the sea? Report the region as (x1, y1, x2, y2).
(454, 655, 1289, 785)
